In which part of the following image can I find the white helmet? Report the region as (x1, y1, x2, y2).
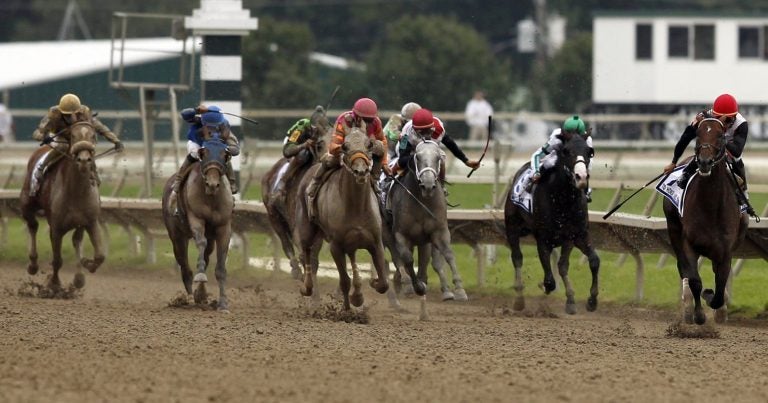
(400, 102, 421, 121)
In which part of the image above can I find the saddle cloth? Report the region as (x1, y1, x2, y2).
(655, 163, 747, 217)
(509, 167, 534, 214)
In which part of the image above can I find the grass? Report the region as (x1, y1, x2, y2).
(2, 179, 767, 319)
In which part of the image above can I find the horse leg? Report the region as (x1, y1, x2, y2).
(369, 241, 389, 295)
(433, 233, 468, 302)
(557, 243, 577, 315)
(395, 234, 423, 296)
(349, 253, 364, 307)
(329, 242, 351, 310)
(680, 245, 706, 325)
(429, 244, 454, 301)
(506, 228, 525, 311)
(536, 242, 556, 294)
(214, 224, 232, 312)
(189, 217, 209, 304)
(83, 222, 105, 273)
(703, 258, 731, 323)
(48, 227, 65, 289)
(22, 207, 39, 275)
(416, 243, 430, 321)
(71, 227, 86, 289)
(574, 239, 600, 312)
(171, 236, 193, 295)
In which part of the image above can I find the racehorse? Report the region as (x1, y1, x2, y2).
(504, 134, 599, 314)
(20, 121, 105, 289)
(162, 135, 235, 312)
(383, 139, 467, 320)
(261, 113, 330, 279)
(293, 125, 389, 310)
(663, 117, 748, 325)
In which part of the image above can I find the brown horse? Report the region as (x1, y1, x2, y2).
(20, 121, 104, 289)
(293, 125, 389, 310)
(663, 117, 748, 325)
(163, 135, 235, 312)
(261, 112, 330, 279)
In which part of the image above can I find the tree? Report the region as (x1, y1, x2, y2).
(537, 32, 592, 113)
(365, 15, 514, 111)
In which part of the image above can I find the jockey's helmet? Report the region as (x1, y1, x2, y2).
(712, 94, 738, 117)
(412, 109, 435, 129)
(201, 105, 225, 126)
(58, 93, 81, 115)
(562, 115, 586, 136)
(353, 98, 378, 119)
(400, 102, 421, 121)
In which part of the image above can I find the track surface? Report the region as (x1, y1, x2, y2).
(2, 263, 768, 403)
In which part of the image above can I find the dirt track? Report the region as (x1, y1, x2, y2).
(2, 263, 768, 403)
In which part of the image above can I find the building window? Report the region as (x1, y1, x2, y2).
(668, 24, 715, 60)
(694, 25, 714, 60)
(668, 26, 689, 57)
(636, 24, 653, 60)
(739, 26, 762, 58)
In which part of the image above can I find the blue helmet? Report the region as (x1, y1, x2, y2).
(201, 105, 225, 126)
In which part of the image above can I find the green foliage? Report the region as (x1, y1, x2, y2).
(539, 32, 593, 113)
(365, 15, 514, 111)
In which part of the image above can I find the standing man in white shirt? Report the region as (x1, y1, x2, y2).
(464, 90, 493, 141)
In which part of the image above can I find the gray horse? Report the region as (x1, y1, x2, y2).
(20, 121, 105, 289)
(384, 139, 466, 320)
(294, 125, 389, 310)
(162, 136, 235, 312)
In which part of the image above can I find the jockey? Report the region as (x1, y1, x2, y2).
(383, 102, 421, 162)
(524, 115, 594, 201)
(168, 105, 240, 214)
(392, 108, 480, 186)
(662, 93, 753, 215)
(306, 97, 391, 211)
(30, 93, 123, 196)
(269, 105, 328, 211)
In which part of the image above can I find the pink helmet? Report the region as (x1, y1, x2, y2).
(712, 94, 738, 117)
(412, 109, 435, 129)
(353, 97, 378, 118)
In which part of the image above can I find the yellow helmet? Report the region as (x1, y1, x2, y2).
(58, 93, 81, 115)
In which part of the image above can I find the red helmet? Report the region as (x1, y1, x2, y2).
(412, 109, 435, 129)
(712, 94, 738, 117)
(353, 97, 378, 118)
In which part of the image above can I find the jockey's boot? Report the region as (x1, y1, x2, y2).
(732, 159, 747, 191)
(29, 150, 63, 197)
(439, 161, 449, 197)
(225, 161, 238, 194)
(169, 154, 196, 215)
(306, 163, 331, 220)
(676, 162, 696, 189)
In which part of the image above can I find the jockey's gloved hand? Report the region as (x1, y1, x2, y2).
(382, 164, 393, 177)
(41, 135, 54, 145)
(663, 162, 676, 175)
(465, 160, 480, 169)
(114, 141, 125, 152)
(532, 172, 542, 183)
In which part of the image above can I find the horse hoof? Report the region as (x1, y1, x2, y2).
(586, 296, 598, 312)
(27, 263, 38, 275)
(454, 288, 469, 302)
(539, 280, 556, 294)
(714, 308, 728, 323)
(73, 272, 86, 289)
(694, 311, 707, 325)
(513, 297, 525, 311)
(300, 285, 313, 297)
(350, 293, 364, 307)
(371, 278, 388, 294)
(565, 303, 577, 315)
(441, 290, 455, 301)
(82, 259, 100, 273)
(402, 284, 415, 296)
(193, 284, 207, 304)
(193, 273, 208, 283)
(413, 281, 427, 296)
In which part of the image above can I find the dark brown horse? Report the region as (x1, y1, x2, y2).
(20, 121, 104, 289)
(504, 134, 599, 314)
(663, 117, 748, 325)
(293, 125, 389, 310)
(261, 112, 330, 279)
(163, 135, 235, 312)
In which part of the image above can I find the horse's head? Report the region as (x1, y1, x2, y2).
(412, 139, 442, 198)
(559, 134, 591, 190)
(198, 135, 230, 195)
(695, 118, 727, 177)
(68, 121, 97, 172)
(341, 125, 373, 184)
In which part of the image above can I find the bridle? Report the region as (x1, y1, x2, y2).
(340, 129, 372, 177)
(695, 118, 727, 166)
(411, 139, 441, 184)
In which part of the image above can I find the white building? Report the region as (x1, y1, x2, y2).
(593, 12, 768, 110)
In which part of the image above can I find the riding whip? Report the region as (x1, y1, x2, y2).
(467, 115, 492, 178)
(388, 174, 437, 220)
(602, 172, 667, 220)
(204, 109, 259, 125)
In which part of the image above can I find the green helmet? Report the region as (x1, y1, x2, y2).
(562, 115, 586, 135)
